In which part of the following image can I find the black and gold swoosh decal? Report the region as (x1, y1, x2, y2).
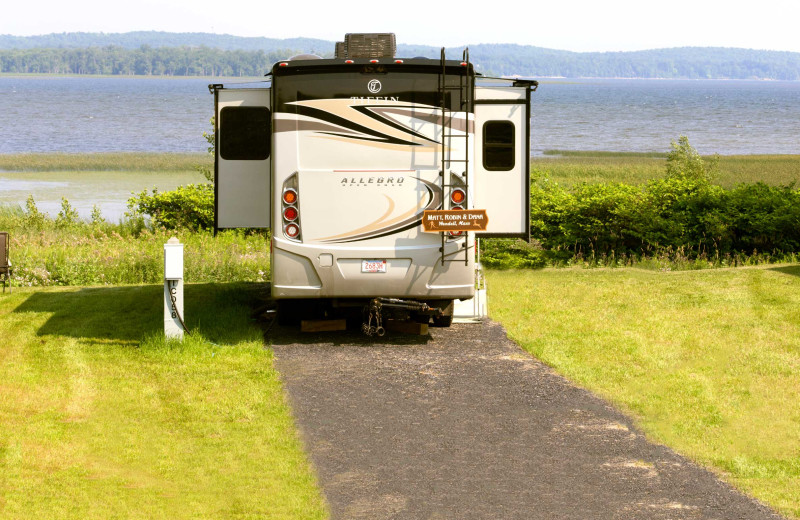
(350, 105, 439, 145)
(320, 177, 443, 244)
(275, 99, 471, 149)
(288, 104, 421, 146)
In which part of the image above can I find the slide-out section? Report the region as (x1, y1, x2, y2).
(473, 86, 530, 238)
(214, 88, 271, 230)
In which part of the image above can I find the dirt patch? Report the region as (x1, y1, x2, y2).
(271, 320, 782, 519)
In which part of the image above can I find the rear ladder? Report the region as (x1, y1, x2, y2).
(438, 47, 473, 266)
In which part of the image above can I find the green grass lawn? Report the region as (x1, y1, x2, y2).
(0, 283, 327, 519)
(488, 266, 800, 518)
(535, 152, 800, 188)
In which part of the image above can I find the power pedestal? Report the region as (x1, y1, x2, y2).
(164, 237, 184, 340)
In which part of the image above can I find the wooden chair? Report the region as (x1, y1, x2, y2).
(0, 232, 12, 293)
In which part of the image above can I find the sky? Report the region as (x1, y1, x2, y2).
(2, 0, 800, 53)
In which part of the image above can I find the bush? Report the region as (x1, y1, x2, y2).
(665, 135, 719, 183)
(55, 197, 80, 228)
(23, 195, 47, 229)
(480, 239, 548, 269)
(127, 183, 214, 231)
(527, 172, 800, 262)
(511, 137, 800, 264)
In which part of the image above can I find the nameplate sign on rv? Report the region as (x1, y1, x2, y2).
(422, 210, 489, 232)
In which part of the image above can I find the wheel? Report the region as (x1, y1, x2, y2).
(277, 299, 303, 326)
(431, 314, 453, 327)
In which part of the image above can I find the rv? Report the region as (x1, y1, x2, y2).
(210, 33, 536, 333)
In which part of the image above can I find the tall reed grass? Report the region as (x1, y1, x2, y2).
(0, 152, 210, 172)
(0, 202, 268, 287)
(534, 152, 800, 188)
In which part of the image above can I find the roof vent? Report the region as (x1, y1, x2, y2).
(341, 33, 396, 59)
(288, 53, 323, 61)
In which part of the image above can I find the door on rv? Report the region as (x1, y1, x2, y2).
(214, 88, 272, 230)
(472, 87, 530, 238)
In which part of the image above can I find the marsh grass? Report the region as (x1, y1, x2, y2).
(543, 149, 669, 158)
(534, 152, 800, 188)
(0, 152, 210, 172)
(488, 266, 800, 518)
(0, 283, 327, 519)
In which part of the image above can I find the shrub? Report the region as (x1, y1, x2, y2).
(195, 117, 215, 183)
(23, 195, 47, 229)
(527, 169, 800, 262)
(480, 239, 547, 269)
(665, 135, 719, 183)
(91, 204, 105, 225)
(127, 183, 214, 231)
(55, 197, 80, 228)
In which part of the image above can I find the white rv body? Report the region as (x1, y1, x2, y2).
(213, 41, 535, 323)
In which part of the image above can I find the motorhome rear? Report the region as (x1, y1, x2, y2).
(211, 33, 536, 330)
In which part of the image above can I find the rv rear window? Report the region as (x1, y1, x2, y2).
(483, 121, 515, 171)
(220, 106, 271, 160)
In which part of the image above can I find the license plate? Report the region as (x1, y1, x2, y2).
(361, 259, 387, 273)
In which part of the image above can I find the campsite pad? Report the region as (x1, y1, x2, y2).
(271, 321, 782, 520)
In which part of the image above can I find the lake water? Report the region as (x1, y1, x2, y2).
(2, 76, 799, 155)
(0, 171, 203, 222)
(1, 76, 799, 219)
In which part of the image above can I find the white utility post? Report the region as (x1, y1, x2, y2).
(164, 237, 184, 340)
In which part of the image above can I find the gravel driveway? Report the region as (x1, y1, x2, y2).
(271, 320, 782, 520)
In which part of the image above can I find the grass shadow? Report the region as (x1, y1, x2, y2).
(13, 282, 269, 346)
(767, 265, 800, 278)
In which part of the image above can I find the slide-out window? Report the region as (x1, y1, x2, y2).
(482, 120, 515, 171)
(220, 106, 271, 160)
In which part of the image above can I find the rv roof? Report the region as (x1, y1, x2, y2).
(271, 58, 475, 75)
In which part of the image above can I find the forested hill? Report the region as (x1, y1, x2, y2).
(0, 32, 334, 54)
(1, 31, 799, 80)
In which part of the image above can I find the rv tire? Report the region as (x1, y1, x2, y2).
(431, 314, 453, 327)
(277, 299, 304, 326)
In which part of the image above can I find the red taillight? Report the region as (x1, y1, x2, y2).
(283, 189, 297, 205)
(345, 59, 354, 64)
(460, 62, 468, 67)
(283, 206, 298, 222)
(394, 59, 404, 64)
(451, 188, 466, 205)
(284, 223, 300, 238)
(370, 59, 379, 63)
(279, 62, 288, 67)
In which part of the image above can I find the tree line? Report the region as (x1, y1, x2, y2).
(1, 37, 799, 80)
(0, 46, 293, 76)
(464, 44, 800, 80)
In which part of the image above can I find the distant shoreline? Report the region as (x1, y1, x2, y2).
(3, 33, 798, 80)
(535, 76, 795, 82)
(1, 72, 797, 82)
(0, 72, 267, 81)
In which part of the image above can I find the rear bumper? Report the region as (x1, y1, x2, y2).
(271, 237, 475, 300)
